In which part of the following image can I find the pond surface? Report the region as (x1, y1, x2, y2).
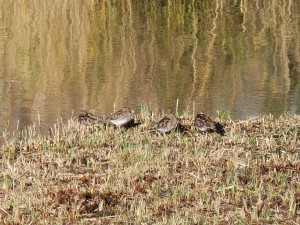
(0, 0, 299, 139)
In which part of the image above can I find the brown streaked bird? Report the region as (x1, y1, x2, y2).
(106, 107, 135, 127)
(78, 110, 99, 124)
(155, 113, 179, 133)
(194, 112, 225, 135)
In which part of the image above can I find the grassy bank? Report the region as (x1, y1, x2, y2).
(0, 112, 299, 224)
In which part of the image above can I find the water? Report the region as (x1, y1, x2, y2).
(0, 0, 299, 140)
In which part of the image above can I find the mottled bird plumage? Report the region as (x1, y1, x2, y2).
(194, 112, 225, 135)
(78, 110, 99, 124)
(106, 107, 135, 127)
(155, 113, 179, 133)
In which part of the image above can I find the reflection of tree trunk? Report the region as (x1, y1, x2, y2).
(191, 1, 220, 110)
(125, 0, 137, 107)
(189, 0, 199, 105)
(201, 1, 219, 102)
(268, 0, 291, 112)
(279, 2, 291, 109)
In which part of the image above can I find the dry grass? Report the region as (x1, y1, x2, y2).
(0, 111, 299, 224)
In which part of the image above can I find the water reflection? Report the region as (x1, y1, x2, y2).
(0, 0, 299, 140)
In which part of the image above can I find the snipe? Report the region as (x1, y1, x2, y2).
(155, 113, 179, 133)
(194, 112, 225, 135)
(106, 107, 135, 127)
(78, 110, 99, 124)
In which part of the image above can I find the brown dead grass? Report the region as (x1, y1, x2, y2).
(0, 113, 299, 224)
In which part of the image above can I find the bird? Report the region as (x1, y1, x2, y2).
(194, 112, 225, 135)
(106, 107, 135, 127)
(78, 110, 99, 124)
(155, 113, 179, 133)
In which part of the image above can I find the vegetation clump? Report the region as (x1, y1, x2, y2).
(0, 111, 299, 224)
